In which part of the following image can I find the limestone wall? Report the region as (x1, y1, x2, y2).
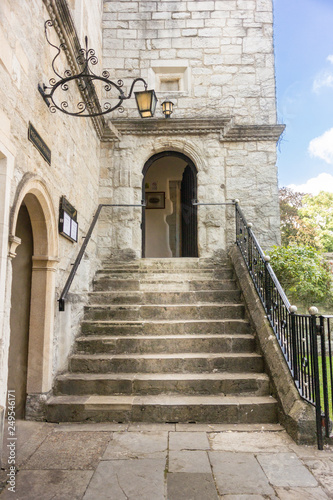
(0, 0, 103, 421)
(98, 131, 281, 260)
(98, 0, 282, 259)
(102, 0, 277, 124)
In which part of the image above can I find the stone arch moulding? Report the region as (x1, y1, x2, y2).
(147, 137, 206, 174)
(9, 174, 59, 398)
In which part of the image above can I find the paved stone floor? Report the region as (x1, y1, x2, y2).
(0, 421, 332, 499)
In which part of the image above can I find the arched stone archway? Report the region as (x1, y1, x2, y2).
(142, 151, 198, 258)
(8, 176, 58, 414)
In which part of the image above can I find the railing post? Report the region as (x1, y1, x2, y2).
(247, 223, 253, 272)
(290, 305, 298, 381)
(235, 200, 239, 245)
(264, 255, 272, 317)
(309, 307, 323, 450)
(319, 315, 330, 438)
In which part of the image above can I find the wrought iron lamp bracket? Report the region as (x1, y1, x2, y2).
(39, 20, 149, 118)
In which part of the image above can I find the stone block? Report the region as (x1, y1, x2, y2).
(182, 29, 198, 37)
(21, 432, 110, 470)
(116, 29, 137, 39)
(243, 36, 272, 54)
(215, 1, 237, 10)
(102, 431, 168, 459)
(169, 431, 210, 450)
(274, 487, 329, 499)
(157, 2, 185, 12)
(0, 470, 94, 500)
(257, 453, 318, 487)
(83, 459, 166, 500)
(152, 12, 171, 20)
(187, 19, 205, 28)
(209, 430, 293, 452)
(104, 2, 139, 13)
(172, 12, 191, 19)
(171, 37, 192, 48)
(209, 451, 275, 495)
(139, 1, 158, 13)
(187, 1, 215, 11)
(303, 458, 333, 494)
(167, 473, 219, 500)
(169, 450, 211, 472)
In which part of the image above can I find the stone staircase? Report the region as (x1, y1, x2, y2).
(46, 258, 278, 424)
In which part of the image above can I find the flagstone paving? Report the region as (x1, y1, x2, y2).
(0, 421, 332, 499)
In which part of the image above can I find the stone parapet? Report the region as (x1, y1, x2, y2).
(229, 245, 317, 445)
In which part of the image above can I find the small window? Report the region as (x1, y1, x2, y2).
(149, 61, 190, 95)
(159, 78, 181, 92)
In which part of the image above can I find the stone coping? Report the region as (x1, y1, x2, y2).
(229, 245, 317, 445)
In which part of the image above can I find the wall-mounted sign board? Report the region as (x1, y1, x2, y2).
(28, 122, 51, 165)
(59, 196, 78, 242)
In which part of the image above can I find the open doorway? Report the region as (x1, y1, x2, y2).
(7, 203, 33, 417)
(142, 152, 198, 258)
(8, 179, 58, 417)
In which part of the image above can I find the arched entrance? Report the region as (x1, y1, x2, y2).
(8, 178, 58, 415)
(8, 203, 33, 417)
(142, 152, 198, 258)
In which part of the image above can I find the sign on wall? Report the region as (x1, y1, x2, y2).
(28, 122, 51, 165)
(59, 196, 78, 242)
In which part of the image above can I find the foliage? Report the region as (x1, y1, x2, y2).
(299, 191, 333, 252)
(269, 244, 333, 307)
(279, 187, 320, 248)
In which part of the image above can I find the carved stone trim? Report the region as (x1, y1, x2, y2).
(221, 124, 286, 142)
(32, 255, 60, 271)
(101, 118, 285, 143)
(8, 235, 21, 259)
(42, 0, 108, 139)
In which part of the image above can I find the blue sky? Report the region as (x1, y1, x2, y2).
(273, 0, 333, 194)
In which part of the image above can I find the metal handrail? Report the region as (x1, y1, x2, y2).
(234, 201, 333, 449)
(58, 202, 145, 311)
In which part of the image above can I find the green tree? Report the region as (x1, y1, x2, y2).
(269, 244, 333, 308)
(279, 187, 320, 248)
(299, 191, 333, 252)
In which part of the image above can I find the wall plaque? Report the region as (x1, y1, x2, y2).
(59, 196, 78, 242)
(28, 122, 51, 165)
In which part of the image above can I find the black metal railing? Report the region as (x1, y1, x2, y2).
(235, 202, 333, 449)
(58, 202, 145, 311)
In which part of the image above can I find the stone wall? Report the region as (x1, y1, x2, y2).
(102, 0, 277, 124)
(99, 0, 282, 259)
(0, 0, 103, 426)
(98, 127, 282, 259)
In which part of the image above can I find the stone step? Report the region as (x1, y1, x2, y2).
(54, 372, 271, 397)
(80, 319, 252, 336)
(75, 334, 255, 354)
(69, 352, 264, 374)
(83, 304, 245, 321)
(95, 269, 234, 281)
(93, 278, 237, 292)
(101, 257, 227, 270)
(87, 290, 241, 305)
(46, 394, 278, 424)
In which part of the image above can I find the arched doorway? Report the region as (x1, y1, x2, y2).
(8, 178, 58, 416)
(142, 152, 198, 258)
(7, 203, 33, 417)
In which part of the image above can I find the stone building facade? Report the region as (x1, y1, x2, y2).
(0, 0, 284, 453)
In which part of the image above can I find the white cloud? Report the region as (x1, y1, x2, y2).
(313, 71, 333, 93)
(288, 173, 333, 195)
(308, 128, 333, 164)
(312, 56, 333, 93)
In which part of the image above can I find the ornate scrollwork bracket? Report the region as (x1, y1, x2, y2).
(39, 20, 149, 118)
